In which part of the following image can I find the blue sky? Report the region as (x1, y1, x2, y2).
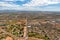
(0, 0, 60, 11)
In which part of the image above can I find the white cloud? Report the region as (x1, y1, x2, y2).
(23, 0, 48, 6)
(2, 0, 25, 1)
(23, 0, 60, 6)
(0, 1, 36, 10)
(0, 1, 22, 10)
(0, 0, 60, 11)
(1, 0, 60, 7)
(1, 6, 40, 11)
(0, 2, 20, 7)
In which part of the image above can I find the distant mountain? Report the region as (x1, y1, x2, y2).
(0, 10, 60, 15)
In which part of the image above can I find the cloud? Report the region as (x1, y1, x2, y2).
(2, 0, 25, 1)
(0, 1, 36, 10)
(23, 0, 60, 6)
(0, 2, 20, 7)
(0, 1, 21, 10)
(1, 0, 60, 7)
(0, 0, 60, 11)
(0, 6, 40, 11)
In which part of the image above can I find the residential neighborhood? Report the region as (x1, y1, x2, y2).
(0, 12, 60, 40)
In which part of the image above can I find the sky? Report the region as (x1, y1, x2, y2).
(0, 0, 60, 11)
